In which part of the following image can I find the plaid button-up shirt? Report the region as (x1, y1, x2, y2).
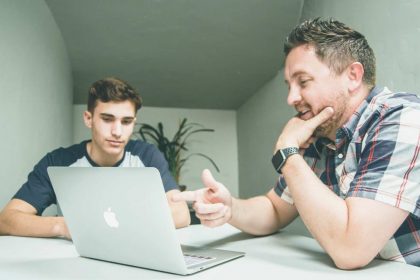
(275, 86, 420, 266)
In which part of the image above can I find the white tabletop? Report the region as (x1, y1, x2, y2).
(0, 224, 419, 279)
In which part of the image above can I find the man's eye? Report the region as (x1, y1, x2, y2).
(299, 80, 309, 87)
(122, 120, 133, 125)
(102, 117, 112, 122)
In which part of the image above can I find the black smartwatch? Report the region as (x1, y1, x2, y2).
(271, 147, 299, 174)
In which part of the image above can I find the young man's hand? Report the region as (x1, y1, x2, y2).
(53, 216, 72, 240)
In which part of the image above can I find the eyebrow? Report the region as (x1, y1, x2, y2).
(284, 70, 310, 84)
(99, 113, 135, 120)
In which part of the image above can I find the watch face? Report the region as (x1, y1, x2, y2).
(271, 149, 285, 173)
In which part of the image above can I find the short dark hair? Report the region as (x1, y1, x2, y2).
(284, 18, 376, 88)
(87, 77, 142, 113)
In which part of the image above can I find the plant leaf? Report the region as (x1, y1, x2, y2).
(135, 118, 219, 184)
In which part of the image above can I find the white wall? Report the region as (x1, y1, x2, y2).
(0, 0, 73, 210)
(237, 72, 294, 198)
(73, 105, 239, 196)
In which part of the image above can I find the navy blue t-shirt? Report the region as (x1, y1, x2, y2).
(13, 140, 177, 215)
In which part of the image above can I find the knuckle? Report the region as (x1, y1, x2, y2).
(195, 204, 206, 213)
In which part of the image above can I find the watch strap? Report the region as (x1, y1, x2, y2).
(282, 147, 299, 157)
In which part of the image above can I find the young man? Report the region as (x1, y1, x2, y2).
(174, 18, 420, 268)
(0, 77, 190, 239)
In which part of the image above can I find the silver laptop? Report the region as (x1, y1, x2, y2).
(47, 167, 244, 275)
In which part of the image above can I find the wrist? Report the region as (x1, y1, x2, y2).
(52, 217, 69, 238)
(51, 217, 64, 236)
(275, 138, 298, 152)
(272, 147, 300, 174)
(228, 197, 237, 224)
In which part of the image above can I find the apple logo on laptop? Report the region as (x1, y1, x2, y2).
(103, 207, 119, 228)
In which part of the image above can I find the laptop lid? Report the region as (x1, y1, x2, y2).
(47, 167, 244, 275)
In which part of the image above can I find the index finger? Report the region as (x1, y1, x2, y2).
(307, 107, 334, 129)
(171, 190, 198, 202)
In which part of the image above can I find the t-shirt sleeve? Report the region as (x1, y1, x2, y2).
(346, 105, 420, 218)
(13, 153, 57, 215)
(140, 144, 178, 192)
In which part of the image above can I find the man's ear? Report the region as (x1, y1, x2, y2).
(83, 111, 93, 128)
(347, 62, 364, 93)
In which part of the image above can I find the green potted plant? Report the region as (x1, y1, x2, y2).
(135, 118, 219, 190)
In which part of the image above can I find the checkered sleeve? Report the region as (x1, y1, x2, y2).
(274, 175, 294, 204)
(347, 105, 420, 217)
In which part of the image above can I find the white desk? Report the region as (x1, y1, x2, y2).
(0, 224, 419, 279)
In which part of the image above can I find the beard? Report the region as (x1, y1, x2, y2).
(313, 119, 335, 137)
(312, 92, 347, 138)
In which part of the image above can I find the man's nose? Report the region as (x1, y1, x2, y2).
(287, 87, 302, 106)
(111, 122, 122, 137)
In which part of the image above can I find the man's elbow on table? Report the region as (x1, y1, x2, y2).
(330, 248, 374, 270)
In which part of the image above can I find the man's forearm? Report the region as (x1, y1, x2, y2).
(282, 154, 410, 269)
(282, 155, 356, 260)
(229, 196, 287, 236)
(0, 209, 67, 238)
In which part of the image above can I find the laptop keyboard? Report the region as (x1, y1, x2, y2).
(183, 253, 215, 266)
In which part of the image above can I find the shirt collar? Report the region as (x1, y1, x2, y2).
(84, 140, 128, 167)
(338, 86, 384, 143)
